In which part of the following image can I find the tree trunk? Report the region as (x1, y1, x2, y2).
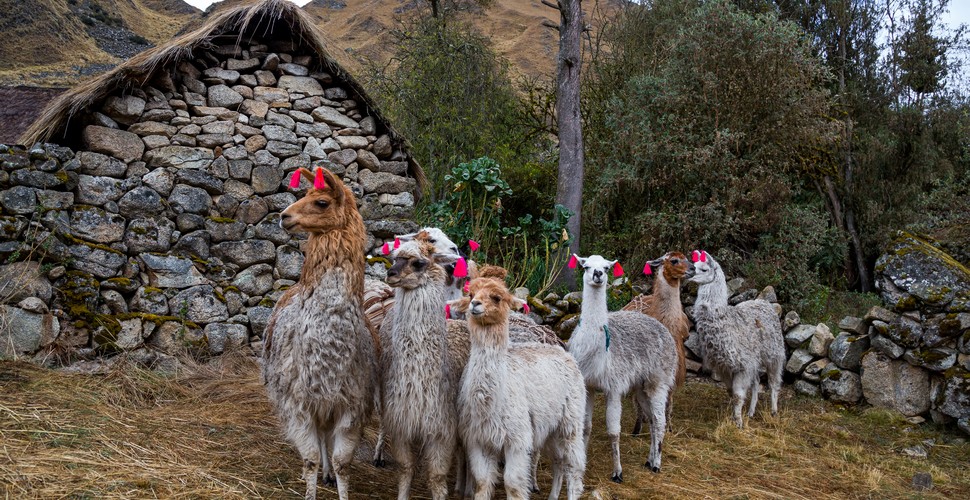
(430, 0, 439, 18)
(554, 0, 584, 288)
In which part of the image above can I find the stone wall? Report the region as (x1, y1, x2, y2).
(778, 232, 969, 435)
(0, 39, 421, 368)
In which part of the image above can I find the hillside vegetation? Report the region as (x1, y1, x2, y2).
(0, 0, 197, 86)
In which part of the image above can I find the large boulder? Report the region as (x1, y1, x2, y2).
(0, 305, 59, 356)
(82, 126, 144, 163)
(820, 362, 862, 403)
(874, 232, 970, 312)
(860, 351, 931, 416)
(0, 261, 52, 304)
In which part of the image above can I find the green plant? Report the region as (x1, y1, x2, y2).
(423, 157, 572, 296)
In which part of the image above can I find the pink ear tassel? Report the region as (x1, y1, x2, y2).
(454, 257, 468, 278)
(381, 242, 390, 255)
(463, 281, 470, 293)
(523, 303, 530, 314)
(445, 303, 451, 319)
(394, 237, 400, 249)
(613, 262, 625, 277)
(288, 169, 301, 189)
(643, 262, 652, 275)
(701, 251, 708, 263)
(469, 239, 480, 252)
(692, 250, 700, 263)
(314, 168, 326, 190)
(568, 254, 578, 269)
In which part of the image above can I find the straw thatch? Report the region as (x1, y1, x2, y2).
(19, 0, 424, 189)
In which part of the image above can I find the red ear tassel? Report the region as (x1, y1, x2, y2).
(568, 255, 578, 269)
(314, 168, 326, 190)
(701, 251, 708, 263)
(445, 303, 451, 319)
(643, 262, 652, 275)
(394, 237, 400, 249)
(692, 250, 700, 263)
(381, 242, 390, 255)
(523, 302, 531, 314)
(613, 262, 624, 277)
(469, 239, 480, 252)
(288, 170, 301, 189)
(463, 281, 470, 293)
(454, 257, 468, 278)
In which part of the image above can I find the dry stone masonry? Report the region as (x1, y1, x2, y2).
(1, 38, 420, 369)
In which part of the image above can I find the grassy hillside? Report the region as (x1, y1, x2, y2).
(0, 0, 198, 86)
(2, 355, 968, 498)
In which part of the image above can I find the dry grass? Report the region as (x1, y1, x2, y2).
(1, 356, 968, 499)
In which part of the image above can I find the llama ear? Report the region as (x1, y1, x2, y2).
(381, 242, 391, 255)
(513, 297, 529, 314)
(394, 237, 401, 249)
(397, 232, 417, 243)
(314, 167, 327, 190)
(613, 262, 624, 277)
(643, 261, 653, 275)
(692, 250, 700, 263)
(568, 254, 579, 269)
(468, 239, 480, 252)
(700, 251, 708, 263)
(432, 252, 460, 266)
(449, 297, 471, 314)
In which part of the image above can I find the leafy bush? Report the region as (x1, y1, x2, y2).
(423, 157, 571, 295)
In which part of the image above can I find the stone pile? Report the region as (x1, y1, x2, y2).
(0, 39, 420, 368)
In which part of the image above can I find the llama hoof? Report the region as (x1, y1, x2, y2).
(643, 461, 661, 473)
(323, 475, 337, 488)
(373, 458, 386, 468)
(530, 485, 540, 494)
(611, 473, 623, 483)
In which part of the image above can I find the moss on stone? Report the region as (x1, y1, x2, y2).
(207, 216, 237, 224)
(258, 298, 276, 308)
(103, 277, 132, 288)
(61, 233, 124, 255)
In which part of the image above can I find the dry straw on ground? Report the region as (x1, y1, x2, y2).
(1, 353, 968, 499)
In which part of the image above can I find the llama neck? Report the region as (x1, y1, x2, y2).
(395, 281, 447, 338)
(580, 283, 610, 328)
(300, 227, 366, 299)
(465, 322, 509, 410)
(696, 266, 729, 312)
(651, 273, 682, 315)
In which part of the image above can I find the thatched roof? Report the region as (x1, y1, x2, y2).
(20, 0, 424, 188)
(0, 86, 65, 145)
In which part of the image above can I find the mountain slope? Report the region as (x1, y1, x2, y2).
(303, 0, 564, 80)
(0, 0, 198, 86)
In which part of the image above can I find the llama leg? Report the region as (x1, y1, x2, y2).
(582, 388, 595, 448)
(391, 437, 415, 500)
(604, 391, 623, 483)
(373, 425, 386, 467)
(771, 361, 783, 417)
(319, 431, 335, 488)
(330, 415, 362, 500)
(468, 446, 497, 500)
(644, 390, 667, 473)
(563, 431, 586, 500)
(502, 445, 533, 500)
(730, 375, 748, 429)
(287, 413, 322, 499)
(531, 450, 541, 494)
(454, 445, 468, 496)
(747, 378, 760, 418)
(423, 438, 454, 500)
(631, 395, 644, 436)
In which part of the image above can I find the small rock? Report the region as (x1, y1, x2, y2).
(808, 323, 834, 357)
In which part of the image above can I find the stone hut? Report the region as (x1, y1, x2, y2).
(2, 0, 422, 365)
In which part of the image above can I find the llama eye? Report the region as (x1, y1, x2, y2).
(413, 260, 428, 270)
(491, 295, 500, 303)
(314, 200, 329, 209)
(428, 238, 436, 244)
(671, 259, 679, 265)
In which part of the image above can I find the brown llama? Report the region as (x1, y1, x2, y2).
(622, 251, 693, 434)
(262, 167, 376, 500)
